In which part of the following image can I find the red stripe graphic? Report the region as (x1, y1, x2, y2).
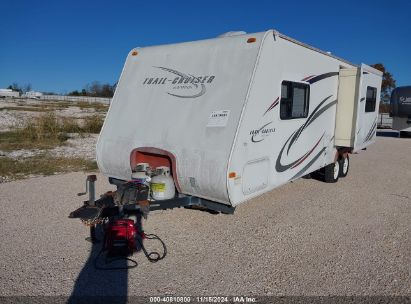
(301, 75, 316, 81)
(263, 97, 279, 116)
(290, 133, 324, 169)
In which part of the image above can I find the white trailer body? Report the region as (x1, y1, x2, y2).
(0, 89, 20, 98)
(24, 91, 43, 99)
(96, 30, 382, 207)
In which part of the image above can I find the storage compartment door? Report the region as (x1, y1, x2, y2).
(242, 158, 269, 196)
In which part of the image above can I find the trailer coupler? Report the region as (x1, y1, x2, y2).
(70, 175, 235, 223)
(68, 175, 235, 268)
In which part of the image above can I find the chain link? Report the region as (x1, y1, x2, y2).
(81, 216, 108, 227)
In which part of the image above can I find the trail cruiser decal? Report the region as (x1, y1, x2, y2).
(248, 97, 280, 143)
(142, 66, 216, 98)
(250, 122, 276, 143)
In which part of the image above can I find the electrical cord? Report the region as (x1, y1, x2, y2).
(93, 232, 167, 270)
(137, 233, 167, 262)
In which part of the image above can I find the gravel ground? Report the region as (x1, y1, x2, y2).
(0, 136, 410, 297)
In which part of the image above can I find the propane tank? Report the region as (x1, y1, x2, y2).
(150, 166, 175, 200)
(131, 163, 151, 185)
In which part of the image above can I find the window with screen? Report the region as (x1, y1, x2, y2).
(365, 86, 377, 112)
(280, 81, 310, 119)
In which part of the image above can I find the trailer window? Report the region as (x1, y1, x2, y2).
(280, 81, 310, 119)
(365, 86, 377, 112)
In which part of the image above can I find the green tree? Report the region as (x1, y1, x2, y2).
(371, 63, 396, 99)
(68, 90, 80, 96)
(7, 83, 22, 93)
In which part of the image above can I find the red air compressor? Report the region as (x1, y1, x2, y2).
(70, 175, 166, 269)
(105, 219, 139, 256)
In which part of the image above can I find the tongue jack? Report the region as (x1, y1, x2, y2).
(77, 175, 97, 206)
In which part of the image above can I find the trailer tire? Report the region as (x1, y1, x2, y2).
(338, 155, 349, 177)
(324, 161, 340, 183)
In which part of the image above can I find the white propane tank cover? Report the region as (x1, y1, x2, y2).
(131, 163, 151, 184)
(134, 163, 150, 172)
(131, 171, 151, 183)
(155, 166, 171, 176)
(150, 166, 175, 200)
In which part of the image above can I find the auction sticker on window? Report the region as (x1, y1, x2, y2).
(207, 110, 230, 127)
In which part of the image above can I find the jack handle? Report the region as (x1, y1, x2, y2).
(77, 175, 97, 206)
(77, 175, 97, 196)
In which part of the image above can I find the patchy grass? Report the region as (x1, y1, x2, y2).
(0, 130, 64, 151)
(0, 106, 53, 112)
(82, 114, 104, 133)
(0, 113, 65, 151)
(35, 101, 108, 111)
(75, 101, 109, 112)
(0, 155, 98, 180)
(2, 101, 109, 112)
(0, 113, 104, 151)
(61, 117, 82, 133)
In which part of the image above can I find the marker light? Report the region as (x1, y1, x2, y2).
(229, 172, 236, 179)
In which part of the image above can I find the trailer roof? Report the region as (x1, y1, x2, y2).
(272, 30, 382, 76)
(274, 31, 356, 67)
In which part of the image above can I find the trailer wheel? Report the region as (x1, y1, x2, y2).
(338, 155, 349, 177)
(324, 161, 340, 183)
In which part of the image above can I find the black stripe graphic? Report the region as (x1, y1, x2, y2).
(275, 130, 304, 172)
(276, 97, 337, 173)
(307, 72, 339, 84)
(364, 119, 377, 143)
(291, 147, 326, 180)
(287, 95, 335, 155)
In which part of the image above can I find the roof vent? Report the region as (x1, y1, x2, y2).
(218, 31, 246, 38)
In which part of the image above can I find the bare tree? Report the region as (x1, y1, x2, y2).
(68, 81, 116, 97)
(22, 83, 32, 94)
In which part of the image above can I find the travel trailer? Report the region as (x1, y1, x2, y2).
(0, 89, 20, 98)
(24, 91, 43, 99)
(70, 30, 383, 264)
(95, 29, 382, 208)
(390, 86, 411, 136)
